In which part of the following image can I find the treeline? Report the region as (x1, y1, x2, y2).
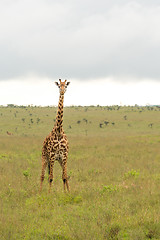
(0, 104, 160, 111)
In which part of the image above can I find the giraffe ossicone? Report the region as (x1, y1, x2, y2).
(40, 79, 70, 193)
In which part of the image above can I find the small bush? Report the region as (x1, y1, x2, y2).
(23, 169, 31, 179)
(102, 184, 118, 193)
(124, 169, 140, 179)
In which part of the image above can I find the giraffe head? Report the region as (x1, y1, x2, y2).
(55, 79, 70, 94)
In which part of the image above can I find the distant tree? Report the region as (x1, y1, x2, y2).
(37, 118, 40, 124)
(7, 104, 16, 108)
(83, 118, 88, 124)
(104, 121, 109, 126)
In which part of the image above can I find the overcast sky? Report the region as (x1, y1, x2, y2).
(0, 0, 160, 106)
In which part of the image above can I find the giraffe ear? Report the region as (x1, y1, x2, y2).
(55, 82, 59, 87)
(66, 82, 70, 86)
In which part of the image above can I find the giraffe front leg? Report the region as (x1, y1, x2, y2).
(62, 155, 70, 192)
(48, 154, 55, 193)
(40, 151, 48, 193)
(63, 177, 70, 192)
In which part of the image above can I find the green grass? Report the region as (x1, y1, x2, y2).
(0, 105, 160, 239)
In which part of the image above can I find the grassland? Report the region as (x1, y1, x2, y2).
(0, 105, 160, 240)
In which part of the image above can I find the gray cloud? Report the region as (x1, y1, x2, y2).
(0, 0, 160, 81)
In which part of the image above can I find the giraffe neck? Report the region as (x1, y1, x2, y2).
(54, 93, 64, 134)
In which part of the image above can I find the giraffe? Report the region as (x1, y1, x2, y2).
(40, 79, 70, 193)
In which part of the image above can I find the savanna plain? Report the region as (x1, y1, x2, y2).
(0, 105, 160, 240)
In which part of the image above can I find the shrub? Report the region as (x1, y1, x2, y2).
(124, 169, 140, 179)
(102, 184, 118, 193)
